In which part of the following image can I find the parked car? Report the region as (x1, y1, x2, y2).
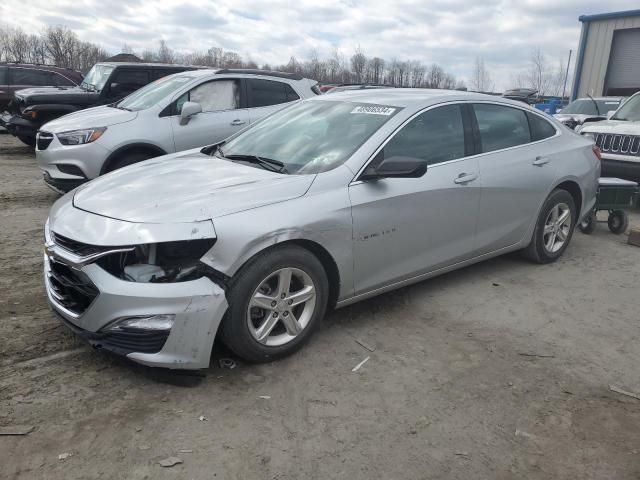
(1, 62, 195, 146)
(580, 91, 640, 181)
(554, 96, 622, 130)
(44, 89, 599, 369)
(0, 63, 83, 144)
(36, 69, 319, 192)
(503, 88, 539, 105)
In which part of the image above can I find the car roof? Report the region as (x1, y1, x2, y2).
(0, 62, 82, 75)
(97, 62, 196, 68)
(313, 88, 523, 109)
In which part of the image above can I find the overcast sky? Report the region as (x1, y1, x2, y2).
(2, 0, 639, 88)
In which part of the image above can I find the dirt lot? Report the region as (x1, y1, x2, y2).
(0, 132, 639, 480)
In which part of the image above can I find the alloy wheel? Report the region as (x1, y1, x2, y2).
(543, 202, 572, 253)
(247, 267, 317, 347)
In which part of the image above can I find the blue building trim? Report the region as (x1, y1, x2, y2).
(579, 9, 640, 23)
(571, 22, 589, 100)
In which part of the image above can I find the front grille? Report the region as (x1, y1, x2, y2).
(52, 232, 130, 258)
(99, 328, 170, 354)
(37, 132, 54, 150)
(595, 133, 640, 157)
(47, 259, 99, 316)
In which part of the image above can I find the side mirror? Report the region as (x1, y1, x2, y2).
(556, 108, 562, 114)
(109, 82, 122, 94)
(360, 155, 427, 181)
(606, 110, 615, 120)
(180, 101, 202, 125)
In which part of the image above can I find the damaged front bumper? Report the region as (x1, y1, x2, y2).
(43, 207, 228, 370)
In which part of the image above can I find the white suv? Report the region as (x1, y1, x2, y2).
(580, 91, 640, 182)
(36, 69, 319, 192)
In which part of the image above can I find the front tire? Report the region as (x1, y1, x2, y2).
(523, 189, 576, 264)
(220, 245, 329, 363)
(17, 135, 36, 147)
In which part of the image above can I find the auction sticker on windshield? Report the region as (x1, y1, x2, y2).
(351, 105, 396, 115)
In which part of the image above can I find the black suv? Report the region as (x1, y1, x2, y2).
(1, 62, 196, 145)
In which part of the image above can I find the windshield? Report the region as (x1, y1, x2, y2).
(116, 75, 194, 111)
(219, 100, 400, 174)
(612, 94, 640, 121)
(81, 64, 115, 91)
(562, 98, 620, 115)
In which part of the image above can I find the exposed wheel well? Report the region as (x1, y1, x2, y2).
(555, 181, 582, 217)
(239, 240, 341, 310)
(101, 144, 166, 174)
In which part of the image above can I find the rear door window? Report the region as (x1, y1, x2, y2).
(248, 79, 296, 108)
(473, 104, 531, 152)
(112, 70, 149, 88)
(383, 104, 466, 165)
(0, 66, 7, 85)
(177, 79, 240, 113)
(12, 68, 53, 86)
(527, 112, 556, 141)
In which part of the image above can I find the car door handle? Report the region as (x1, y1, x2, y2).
(533, 156, 550, 166)
(230, 119, 246, 126)
(454, 172, 478, 184)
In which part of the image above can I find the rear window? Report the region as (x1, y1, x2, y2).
(248, 79, 298, 108)
(12, 68, 52, 86)
(527, 112, 556, 141)
(474, 104, 531, 152)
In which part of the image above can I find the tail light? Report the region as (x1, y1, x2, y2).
(592, 145, 602, 161)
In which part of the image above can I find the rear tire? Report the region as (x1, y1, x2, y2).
(523, 189, 576, 264)
(106, 151, 155, 172)
(607, 210, 628, 234)
(220, 245, 329, 363)
(17, 135, 36, 147)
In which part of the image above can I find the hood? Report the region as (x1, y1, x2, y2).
(72, 151, 316, 223)
(580, 119, 640, 135)
(15, 86, 98, 105)
(42, 106, 138, 133)
(554, 113, 602, 122)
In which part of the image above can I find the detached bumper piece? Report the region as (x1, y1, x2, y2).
(55, 312, 169, 356)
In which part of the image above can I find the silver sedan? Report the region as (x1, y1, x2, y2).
(44, 89, 600, 369)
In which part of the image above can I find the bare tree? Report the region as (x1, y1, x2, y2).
(156, 40, 174, 63)
(426, 63, 445, 88)
(470, 56, 494, 92)
(514, 47, 561, 96)
(350, 46, 366, 83)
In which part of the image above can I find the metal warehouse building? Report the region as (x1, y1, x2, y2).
(572, 9, 640, 100)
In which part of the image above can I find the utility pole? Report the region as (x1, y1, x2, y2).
(562, 49, 572, 104)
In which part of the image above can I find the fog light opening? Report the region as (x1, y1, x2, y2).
(103, 314, 175, 332)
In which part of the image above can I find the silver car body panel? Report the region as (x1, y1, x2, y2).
(45, 89, 599, 368)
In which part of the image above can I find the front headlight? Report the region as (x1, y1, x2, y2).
(581, 131, 596, 140)
(57, 127, 107, 146)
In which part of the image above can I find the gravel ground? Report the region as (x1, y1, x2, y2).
(1, 132, 639, 480)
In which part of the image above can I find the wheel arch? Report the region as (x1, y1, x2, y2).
(101, 142, 167, 174)
(554, 179, 583, 217)
(229, 239, 342, 311)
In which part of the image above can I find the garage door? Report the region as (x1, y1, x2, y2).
(605, 28, 640, 96)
